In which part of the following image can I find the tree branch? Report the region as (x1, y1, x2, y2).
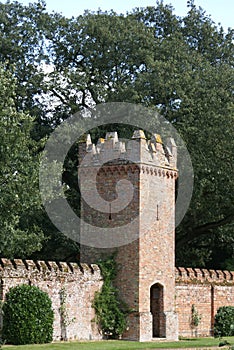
(176, 212, 234, 248)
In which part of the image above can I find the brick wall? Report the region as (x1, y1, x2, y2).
(175, 267, 234, 337)
(0, 259, 234, 341)
(0, 258, 103, 341)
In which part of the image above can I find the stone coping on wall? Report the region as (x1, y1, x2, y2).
(1, 260, 234, 286)
(175, 267, 234, 285)
(0, 258, 101, 278)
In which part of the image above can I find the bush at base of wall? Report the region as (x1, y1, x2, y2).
(214, 306, 234, 337)
(2, 284, 54, 345)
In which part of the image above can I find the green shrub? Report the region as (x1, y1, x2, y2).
(191, 304, 201, 328)
(2, 284, 54, 345)
(92, 257, 128, 339)
(214, 306, 234, 337)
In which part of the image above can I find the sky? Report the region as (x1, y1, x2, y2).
(10, 0, 234, 31)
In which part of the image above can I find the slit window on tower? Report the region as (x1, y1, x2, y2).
(109, 203, 112, 220)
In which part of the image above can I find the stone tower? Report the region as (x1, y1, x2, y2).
(78, 130, 178, 341)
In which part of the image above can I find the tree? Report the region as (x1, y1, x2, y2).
(44, 2, 233, 268)
(0, 1, 80, 260)
(0, 64, 45, 257)
(0, 1, 233, 268)
(0, 0, 54, 137)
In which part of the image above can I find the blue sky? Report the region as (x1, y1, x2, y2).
(9, 0, 234, 31)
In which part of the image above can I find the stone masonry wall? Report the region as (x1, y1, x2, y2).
(1, 259, 234, 340)
(0, 258, 103, 341)
(175, 267, 234, 337)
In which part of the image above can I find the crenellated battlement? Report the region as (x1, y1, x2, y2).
(0, 258, 100, 277)
(175, 267, 234, 285)
(0, 258, 103, 341)
(1, 259, 233, 285)
(79, 130, 177, 170)
(1, 258, 234, 341)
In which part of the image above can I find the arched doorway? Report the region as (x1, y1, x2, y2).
(150, 283, 165, 337)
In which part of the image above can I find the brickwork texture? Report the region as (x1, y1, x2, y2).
(0, 130, 233, 342)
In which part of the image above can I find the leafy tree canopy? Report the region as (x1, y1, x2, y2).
(0, 0, 233, 268)
(0, 64, 44, 257)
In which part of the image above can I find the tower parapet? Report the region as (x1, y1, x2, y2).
(79, 130, 177, 170)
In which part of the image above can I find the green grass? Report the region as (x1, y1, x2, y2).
(2, 337, 234, 350)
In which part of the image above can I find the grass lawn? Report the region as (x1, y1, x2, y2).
(2, 337, 234, 350)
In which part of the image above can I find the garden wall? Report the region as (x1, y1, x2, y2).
(1, 259, 234, 340)
(0, 258, 103, 341)
(175, 267, 234, 337)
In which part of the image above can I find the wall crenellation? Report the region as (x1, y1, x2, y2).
(0, 258, 103, 341)
(0, 259, 233, 341)
(176, 267, 234, 284)
(0, 258, 97, 275)
(175, 267, 234, 337)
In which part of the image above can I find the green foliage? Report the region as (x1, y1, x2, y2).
(0, 64, 45, 258)
(0, 0, 50, 120)
(2, 284, 54, 345)
(0, 1, 233, 267)
(214, 306, 234, 337)
(92, 257, 128, 338)
(44, 3, 234, 268)
(191, 304, 201, 328)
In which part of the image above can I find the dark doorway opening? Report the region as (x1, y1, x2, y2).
(150, 283, 165, 337)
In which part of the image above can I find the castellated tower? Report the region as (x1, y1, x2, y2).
(78, 130, 178, 341)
